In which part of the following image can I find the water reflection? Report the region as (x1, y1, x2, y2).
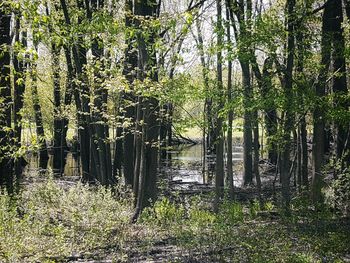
(22, 152, 80, 177)
(160, 144, 244, 187)
(21, 143, 244, 187)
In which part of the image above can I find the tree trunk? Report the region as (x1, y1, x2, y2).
(0, 5, 13, 190)
(241, 61, 253, 185)
(332, 0, 349, 166)
(122, 0, 138, 186)
(262, 58, 278, 166)
(301, 117, 308, 188)
(61, 45, 74, 150)
(30, 53, 49, 169)
(214, 0, 225, 211)
(52, 45, 66, 175)
(312, 1, 332, 204)
(195, 18, 214, 155)
(13, 16, 26, 149)
(253, 110, 261, 201)
(113, 97, 123, 179)
(131, 0, 160, 218)
(295, 13, 309, 191)
(133, 96, 142, 203)
(226, 4, 234, 200)
(280, 0, 295, 211)
(60, 0, 91, 181)
(13, 15, 28, 176)
(133, 102, 148, 221)
(90, 0, 112, 185)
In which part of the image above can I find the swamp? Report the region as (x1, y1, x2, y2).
(0, 0, 350, 262)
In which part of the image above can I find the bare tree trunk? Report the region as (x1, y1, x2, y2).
(13, 16, 26, 149)
(226, 4, 234, 200)
(113, 96, 123, 179)
(133, 96, 142, 203)
(262, 58, 278, 166)
(0, 5, 13, 190)
(296, 126, 302, 192)
(52, 44, 66, 175)
(133, 103, 148, 222)
(295, 13, 309, 191)
(253, 110, 261, 202)
(89, 0, 112, 185)
(30, 53, 49, 169)
(195, 18, 213, 155)
(122, 0, 137, 186)
(214, 0, 225, 211)
(13, 15, 28, 175)
(241, 62, 253, 185)
(312, 1, 331, 203)
(301, 118, 308, 188)
(61, 45, 74, 146)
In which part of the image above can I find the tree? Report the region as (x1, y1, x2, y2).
(132, 0, 160, 220)
(214, 0, 225, 210)
(312, 0, 332, 204)
(279, 0, 296, 210)
(0, 2, 13, 190)
(227, 0, 254, 185)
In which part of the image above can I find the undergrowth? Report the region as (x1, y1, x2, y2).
(1, 178, 349, 262)
(0, 178, 134, 262)
(140, 195, 350, 262)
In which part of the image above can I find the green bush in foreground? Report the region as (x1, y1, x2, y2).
(0, 178, 133, 262)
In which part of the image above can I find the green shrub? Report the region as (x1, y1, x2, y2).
(325, 171, 350, 216)
(140, 197, 185, 227)
(249, 199, 260, 219)
(217, 201, 244, 225)
(0, 177, 133, 262)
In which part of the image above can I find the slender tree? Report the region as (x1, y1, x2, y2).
(312, 0, 332, 203)
(0, 3, 13, 189)
(226, 3, 234, 200)
(214, 0, 225, 210)
(280, 0, 296, 210)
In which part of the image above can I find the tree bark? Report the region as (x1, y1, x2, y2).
(214, 0, 225, 211)
(60, 0, 91, 181)
(52, 44, 66, 175)
(90, 0, 112, 185)
(13, 15, 26, 149)
(241, 62, 253, 185)
(30, 50, 49, 169)
(280, 0, 295, 211)
(227, 0, 254, 185)
(226, 4, 234, 200)
(332, 0, 349, 166)
(0, 5, 13, 190)
(195, 18, 214, 155)
(131, 0, 160, 218)
(312, 0, 332, 204)
(122, 0, 137, 186)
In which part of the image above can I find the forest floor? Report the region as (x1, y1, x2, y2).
(1, 170, 350, 263)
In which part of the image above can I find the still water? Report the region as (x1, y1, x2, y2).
(22, 144, 244, 187)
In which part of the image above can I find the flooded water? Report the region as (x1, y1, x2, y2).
(22, 143, 244, 187)
(161, 144, 244, 188)
(23, 152, 80, 177)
